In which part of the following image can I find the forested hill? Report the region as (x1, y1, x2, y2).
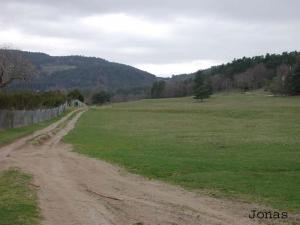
(163, 51, 300, 97)
(8, 51, 156, 91)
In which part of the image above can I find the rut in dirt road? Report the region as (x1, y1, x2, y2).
(0, 109, 270, 225)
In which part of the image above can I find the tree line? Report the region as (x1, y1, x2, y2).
(0, 91, 67, 110)
(149, 51, 300, 100)
(1, 48, 300, 105)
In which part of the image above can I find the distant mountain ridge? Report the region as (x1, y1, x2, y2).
(8, 50, 300, 97)
(170, 51, 300, 80)
(8, 51, 157, 91)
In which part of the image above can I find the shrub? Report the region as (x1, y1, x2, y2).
(67, 89, 84, 102)
(91, 91, 111, 105)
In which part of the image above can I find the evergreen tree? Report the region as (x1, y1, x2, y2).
(151, 80, 166, 98)
(286, 64, 300, 95)
(193, 72, 212, 102)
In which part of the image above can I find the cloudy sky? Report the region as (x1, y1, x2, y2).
(0, 0, 299, 77)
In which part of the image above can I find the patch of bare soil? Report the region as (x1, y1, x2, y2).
(0, 110, 297, 225)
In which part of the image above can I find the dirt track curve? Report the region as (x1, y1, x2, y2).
(0, 109, 289, 225)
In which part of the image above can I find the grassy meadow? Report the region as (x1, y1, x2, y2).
(0, 170, 39, 225)
(65, 92, 300, 211)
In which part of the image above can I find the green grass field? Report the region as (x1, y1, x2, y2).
(65, 92, 300, 212)
(0, 170, 39, 225)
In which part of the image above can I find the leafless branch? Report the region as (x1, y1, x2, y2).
(0, 48, 37, 88)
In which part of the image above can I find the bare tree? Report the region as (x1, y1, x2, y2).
(276, 64, 290, 83)
(233, 64, 270, 91)
(0, 48, 36, 88)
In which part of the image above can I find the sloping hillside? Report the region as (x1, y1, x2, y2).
(8, 51, 156, 91)
(162, 51, 300, 98)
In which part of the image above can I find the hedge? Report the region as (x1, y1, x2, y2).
(0, 92, 67, 110)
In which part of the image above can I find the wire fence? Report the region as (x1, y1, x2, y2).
(0, 103, 68, 130)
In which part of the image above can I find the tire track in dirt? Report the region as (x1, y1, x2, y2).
(0, 109, 80, 163)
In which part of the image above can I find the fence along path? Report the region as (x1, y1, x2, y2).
(0, 103, 67, 130)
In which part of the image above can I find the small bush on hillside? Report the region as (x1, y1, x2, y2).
(92, 91, 111, 105)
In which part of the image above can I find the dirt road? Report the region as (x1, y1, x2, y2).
(0, 110, 285, 225)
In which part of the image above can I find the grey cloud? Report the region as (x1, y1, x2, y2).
(0, 0, 299, 76)
(2, 0, 300, 21)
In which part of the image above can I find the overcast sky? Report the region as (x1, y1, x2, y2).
(1, 0, 299, 77)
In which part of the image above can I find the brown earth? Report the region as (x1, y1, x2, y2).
(0, 110, 296, 225)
